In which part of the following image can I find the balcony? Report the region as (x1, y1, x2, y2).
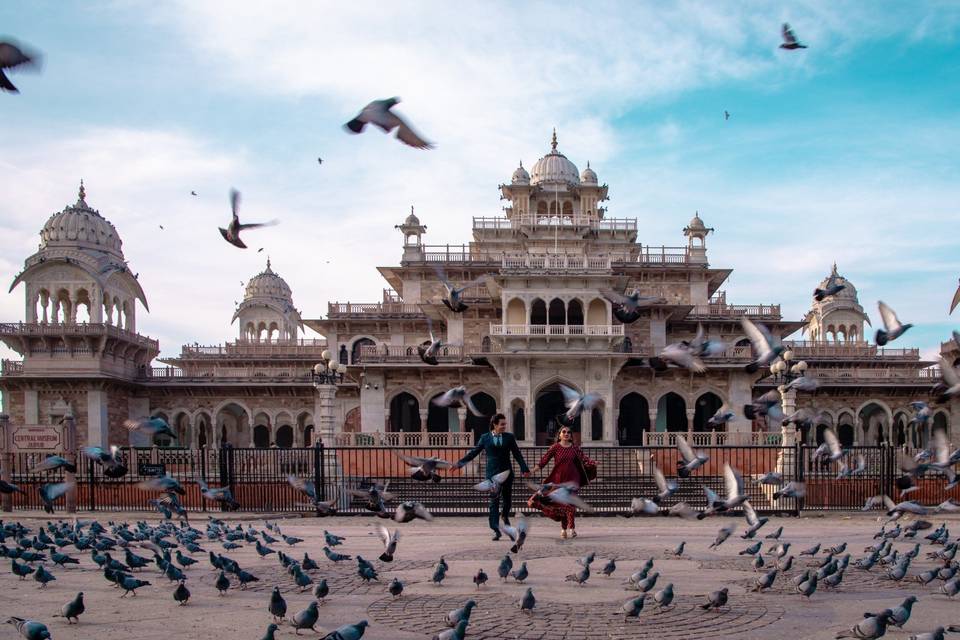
(327, 302, 424, 317)
(688, 303, 781, 320)
(354, 344, 465, 364)
(782, 341, 920, 360)
(332, 431, 475, 447)
(473, 214, 637, 233)
(758, 366, 940, 386)
(0, 321, 158, 351)
(491, 324, 624, 337)
(407, 246, 696, 267)
(501, 254, 611, 272)
(177, 339, 328, 358)
(1, 359, 23, 375)
(139, 366, 313, 383)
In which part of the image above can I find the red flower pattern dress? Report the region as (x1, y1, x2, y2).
(528, 443, 595, 529)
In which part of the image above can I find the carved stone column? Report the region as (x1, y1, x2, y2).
(314, 384, 337, 443)
(62, 410, 78, 513)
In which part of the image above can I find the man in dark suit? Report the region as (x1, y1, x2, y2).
(455, 413, 530, 540)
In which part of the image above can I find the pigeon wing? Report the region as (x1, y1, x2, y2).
(823, 427, 841, 457)
(951, 282, 960, 314)
(877, 301, 901, 331)
(395, 122, 433, 149)
(740, 317, 772, 358)
(782, 23, 798, 45)
(743, 501, 760, 527)
(932, 429, 950, 465)
(723, 464, 744, 500)
(675, 435, 695, 463)
(940, 358, 960, 387)
(652, 464, 668, 493)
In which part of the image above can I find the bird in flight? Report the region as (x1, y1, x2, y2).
(219, 189, 278, 249)
(724, 110, 730, 120)
(779, 23, 807, 50)
(0, 40, 41, 94)
(190, 191, 198, 196)
(344, 97, 434, 149)
(950, 278, 959, 314)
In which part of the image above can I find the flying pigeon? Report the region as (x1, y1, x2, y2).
(376, 524, 400, 562)
(708, 407, 736, 429)
(0, 41, 40, 94)
(699, 464, 749, 518)
(398, 454, 455, 483)
(675, 434, 709, 478)
(0, 479, 25, 495)
(28, 455, 77, 474)
(344, 97, 433, 149)
(773, 481, 806, 500)
(951, 279, 960, 314)
(600, 288, 666, 323)
(394, 501, 434, 523)
(418, 317, 443, 365)
(558, 384, 602, 422)
(934, 357, 960, 404)
(433, 387, 484, 417)
(500, 516, 529, 554)
(779, 23, 807, 50)
(123, 416, 177, 439)
(475, 469, 513, 498)
(710, 524, 736, 549)
(434, 268, 486, 313)
(741, 317, 785, 373)
(724, 110, 730, 120)
(875, 301, 912, 346)
(526, 481, 594, 511)
(219, 189, 278, 249)
(39, 481, 73, 514)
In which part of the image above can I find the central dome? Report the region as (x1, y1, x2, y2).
(816, 263, 858, 301)
(39, 182, 124, 258)
(530, 130, 580, 186)
(244, 259, 293, 303)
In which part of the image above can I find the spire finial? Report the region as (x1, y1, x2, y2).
(266, 257, 272, 272)
(78, 179, 86, 205)
(519, 160, 523, 168)
(550, 128, 558, 151)
(831, 261, 838, 276)
(410, 205, 414, 216)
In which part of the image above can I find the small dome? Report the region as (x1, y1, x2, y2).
(511, 161, 530, 185)
(244, 259, 293, 304)
(530, 129, 579, 186)
(39, 182, 124, 258)
(404, 206, 420, 226)
(687, 212, 706, 230)
(816, 263, 858, 301)
(580, 162, 597, 185)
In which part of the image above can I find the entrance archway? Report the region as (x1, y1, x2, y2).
(253, 425, 270, 448)
(618, 393, 650, 445)
(428, 393, 455, 433)
(693, 392, 723, 432)
(276, 425, 293, 448)
(216, 403, 249, 447)
(656, 392, 687, 432)
(535, 383, 581, 445)
(466, 392, 497, 443)
(389, 393, 420, 433)
(859, 402, 890, 446)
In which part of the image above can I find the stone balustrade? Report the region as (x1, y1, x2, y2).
(331, 431, 475, 447)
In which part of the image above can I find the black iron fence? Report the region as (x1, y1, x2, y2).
(3, 443, 956, 516)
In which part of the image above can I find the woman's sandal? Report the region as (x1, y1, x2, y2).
(560, 529, 568, 539)
(569, 530, 578, 539)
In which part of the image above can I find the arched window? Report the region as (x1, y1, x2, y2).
(481, 336, 491, 353)
(275, 425, 293, 448)
(562, 201, 573, 216)
(693, 393, 724, 432)
(657, 393, 687, 432)
(338, 345, 348, 364)
(591, 406, 603, 441)
(253, 425, 270, 448)
(548, 299, 565, 325)
(567, 300, 584, 325)
(389, 393, 420, 433)
(304, 425, 314, 447)
(513, 404, 525, 441)
(351, 338, 375, 364)
(530, 299, 547, 325)
(537, 201, 547, 215)
(618, 393, 650, 445)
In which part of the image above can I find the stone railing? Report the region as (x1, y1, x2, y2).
(807, 367, 941, 382)
(473, 215, 638, 232)
(140, 366, 312, 382)
(0, 322, 158, 350)
(179, 339, 328, 358)
(410, 246, 694, 266)
(331, 431, 475, 447)
(355, 344, 465, 364)
(501, 254, 612, 271)
(490, 324, 624, 337)
(782, 341, 920, 359)
(689, 303, 781, 319)
(327, 302, 423, 316)
(1, 359, 24, 375)
(643, 431, 787, 446)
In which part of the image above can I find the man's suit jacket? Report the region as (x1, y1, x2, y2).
(458, 431, 529, 479)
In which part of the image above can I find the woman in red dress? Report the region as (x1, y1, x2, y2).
(530, 426, 596, 539)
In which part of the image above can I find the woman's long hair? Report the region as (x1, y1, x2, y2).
(554, 422, 575, 445)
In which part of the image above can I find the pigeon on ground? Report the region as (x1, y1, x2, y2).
(119, 576, 150, 596)
(654, 583, 675, 610)
(219, 189, 278, 249)
(908, 627, 960, 640)
(291, 601, 320, 634)
(622, 596, 645, 621)
(388, 578, 403, 598)
(797, 573, 818, 598)
(344, 98, 433, 149)
(940, 578, 959, 598)
(320, 620, 369, 640)
(601, 558, 617, 577)
(54, 592, 84, 623)
(519, 588, 536, 614)
(699, 588, 729, 611)
(668, 541, 686, 557)
(215, 571, 230, 595)
(447, 600, 477, 627)
(173, 581, 190, 605)
(260, 624, 280, 640)
(431, 563, 447, 586)
(433, 620, 468, 640)
(0, 41, 40, 94)
(565, 565, 590, 586)
(4, 618, 51, 640)
(835, 610, 895, 639)
(473, 568, 488, 589)
(498, 555, 513, 582)
(314, 579, 329, 603)
(33, 565, 55, 589)
(269, 587, 287, 620)
(780, 23, 808, 50)
(511, 562, 529, 583)
(875, 301, 912, 346)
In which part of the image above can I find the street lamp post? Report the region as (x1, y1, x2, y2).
(312, 350, 343, 386)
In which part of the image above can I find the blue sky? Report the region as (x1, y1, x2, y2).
(0, 1, 958, 366)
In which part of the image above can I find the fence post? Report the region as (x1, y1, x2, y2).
(62, 412, 78, 514)
(199, 447, 207, 513)
(0, 414, 11, 513)
(314, 442, 326, 508)
(88, 455, 96, 512)
(794, 442, 804, 515)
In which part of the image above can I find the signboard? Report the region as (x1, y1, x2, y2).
(11, 425, 62, 452)
(139, 463, 166, 477)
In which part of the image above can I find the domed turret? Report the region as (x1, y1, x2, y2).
(234, 259, 301, 342)
(804, 263, 869, 343)
(580, 162, 597, 185)
(530, 129, 580, 186)
(511, 161, 530, 185)
(39, 181, 124, 258)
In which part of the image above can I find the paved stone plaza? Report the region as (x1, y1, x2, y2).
(2, 511, 960, 639)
